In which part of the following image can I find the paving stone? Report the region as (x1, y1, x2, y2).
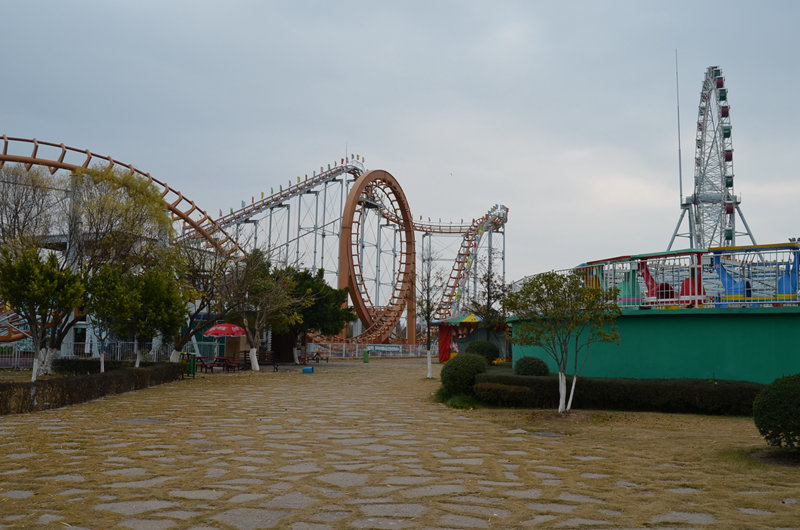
(651, 511, 716, 524)
(440, 502, 510, 518)
(210, 508, 292, 529)
(737, 507, 773, 515)
(229, 493, 269, 503)
(0, 490, 34, 499)
(94, 500, 177, 515)
(317, 472, 370, 487)
(360, 503, 427, 517)
(40, 474, 84, 482)
(555, 517, 611, 527)
(310, 510, 352, 522)
(384, 475, 434, 485)
(439, 514, 489, 528)
(350, 518, 412, 529)
(156, 510, 203, 520)
(265, 491, 319, 508)
(506, 488, 542, 499)
(35, 514, 64, 524)
(400, 484, 466, 498)
(527, 502, 576, 513)
(558, 492, 604, 504)
(290, 523, 334, 530)
(119, 519, 176, 529)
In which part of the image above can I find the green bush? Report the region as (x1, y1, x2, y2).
(474, 372, 762, 416)
(440, 353, 488, 396)
(514, 356, 549, 376)
(53, 358, 133, 375)
(753, 374, 800, 449)
(445, 394, 480, 409)
(0, 363, 184, 415)
(464, 340, 500, 362)
(474, 382, 538, 407)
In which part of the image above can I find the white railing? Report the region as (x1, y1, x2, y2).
(528, 243, 800, 310)
(309, 342, 430, 359)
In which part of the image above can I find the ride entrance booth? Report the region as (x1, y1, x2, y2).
(432, 313, 483, 363)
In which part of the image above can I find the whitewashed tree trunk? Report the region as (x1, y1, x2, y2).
(100, 351, 105, 374)
(134, 341, 142, 368)
(39, 347, 58, 377)
(31, 354, 41, 383)
(169, 349, 181, 363)
(557, 371, 567, 414)
(248, 347, 259, 371)
(566, 375, 578, 411)
(426, 348, 432, 379)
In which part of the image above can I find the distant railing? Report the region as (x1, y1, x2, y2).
(309, 342, 430, 359)
(515, 243, 800, 310)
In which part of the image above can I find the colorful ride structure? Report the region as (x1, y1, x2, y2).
(0, 135, 508, 345)
(561, 242, 800, 310)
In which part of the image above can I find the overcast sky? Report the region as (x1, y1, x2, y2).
(3, 1, 799, 281)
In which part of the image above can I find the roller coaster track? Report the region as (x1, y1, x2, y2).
(0, 136, 245, 259)
(0, 135, 507, 345)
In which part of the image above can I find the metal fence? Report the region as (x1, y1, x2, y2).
(308, 342, 431, 359)
(518, 243, 800, 310)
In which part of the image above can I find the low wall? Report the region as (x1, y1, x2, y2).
(511, 307, 800, 384)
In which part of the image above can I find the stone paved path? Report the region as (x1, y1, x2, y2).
(0, 359, 797, 528)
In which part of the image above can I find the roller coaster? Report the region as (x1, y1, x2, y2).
(0, 135, 508, 345)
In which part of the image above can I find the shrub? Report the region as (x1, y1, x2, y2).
(474, 382, 538, 407)
(514, 356, 549, 376)
(0, 363, 184, 415)
(445, 394, 480, 409)
(464, 341, 500, 363)
(753, 374, 800, 449)
(474, 372, 762, 416)
(440, 353, 488, 396)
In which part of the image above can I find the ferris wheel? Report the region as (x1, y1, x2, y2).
(669, 65, 756, 250)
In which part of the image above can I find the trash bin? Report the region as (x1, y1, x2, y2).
(186, 354, 197, 377)
(363, 348, 370, 363)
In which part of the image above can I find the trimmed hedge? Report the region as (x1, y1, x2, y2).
(440, 353, 488, 396)
(464, 341, 500, 362)
(474, 372, 763, 416)
(514, 356, 549, 376)
(52, 358, 146, 375)
(0, 363, 184, 415)
(753, 374, 800, 449)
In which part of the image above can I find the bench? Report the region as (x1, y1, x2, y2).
(300, 352, 329, 364)
(196, 356, 225, 373)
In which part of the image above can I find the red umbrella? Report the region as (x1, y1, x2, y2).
(203, 323, 246, 337)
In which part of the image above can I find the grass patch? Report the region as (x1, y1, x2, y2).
(444, 394, 480, 409)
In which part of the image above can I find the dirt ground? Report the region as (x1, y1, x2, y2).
(0, 359, 797, 529)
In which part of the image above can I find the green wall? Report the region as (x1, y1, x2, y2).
(511, 307, 800, 384)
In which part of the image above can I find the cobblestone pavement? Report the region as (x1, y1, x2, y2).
(0, 359, 797, 529)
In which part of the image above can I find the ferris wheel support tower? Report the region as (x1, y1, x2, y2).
(668, 65, 757, 250)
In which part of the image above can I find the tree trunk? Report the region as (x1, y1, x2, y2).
(31, 354, 40, 383)
(134, 341, 142, 368)
(169, 349, 181, 363)
(100, 351, 105, 374)
(557, 371, 567, 414)
(426, 348, 432, 379)
(39, 347, 57, 377)
(566, 374, 578, 411)
(248, 347, 260, 371)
